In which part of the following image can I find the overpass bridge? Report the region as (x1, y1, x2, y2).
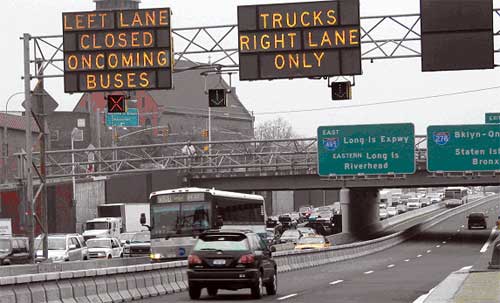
(14, 136, 499, 191)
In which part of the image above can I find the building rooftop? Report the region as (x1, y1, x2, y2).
(0, 113, 39, 132)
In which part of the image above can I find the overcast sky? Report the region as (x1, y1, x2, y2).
(1, 0, 499, 136)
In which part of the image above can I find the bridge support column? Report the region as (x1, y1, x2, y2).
(341, 188, 382, 238)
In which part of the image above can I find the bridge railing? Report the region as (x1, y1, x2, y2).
(14, 136, 427, 180)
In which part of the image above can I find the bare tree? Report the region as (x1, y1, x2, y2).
(255, 118, 296, 140)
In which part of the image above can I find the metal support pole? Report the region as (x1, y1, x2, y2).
(2, 123, 7, 184)
(36, 61, 49, 260)
(208, 107, 212, 155)
(112, 126, 117, 170)
(23, 33, 35, 263)
(71, 131, 77, 202)
(96, 110, 101, 173)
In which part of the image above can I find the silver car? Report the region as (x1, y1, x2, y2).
(35, 234, 86, 262)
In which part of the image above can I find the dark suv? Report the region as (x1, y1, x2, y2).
(187, 230, 277, 300)
(0, 236, 30, 265)
(467, 213, 488, 229)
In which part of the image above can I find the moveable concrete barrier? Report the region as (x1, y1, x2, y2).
(0, 257, 150, 278)
(0, 196, 494, 303)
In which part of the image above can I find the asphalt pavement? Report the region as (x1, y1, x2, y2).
(138, 195, 500, 303)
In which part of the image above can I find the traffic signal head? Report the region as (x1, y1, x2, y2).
(331, 82, 352, 101)
(107, 95, 127, 113)
(208, 89, 227, 107)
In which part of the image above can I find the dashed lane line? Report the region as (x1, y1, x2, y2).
(426, 250, 432, 254)
(436, 245, 441, 248)
(387, 264, 395, 268)
(417, 254, 422, 258)
(364, 270, 374, 275)
(329, 280, 344, 285)
(404, 259, 410, 262)
(277, 294, 298, 301)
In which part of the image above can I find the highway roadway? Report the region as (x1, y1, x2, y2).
(139, 195, 500, 303)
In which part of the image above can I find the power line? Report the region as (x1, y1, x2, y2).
(253, 85, 500, 116)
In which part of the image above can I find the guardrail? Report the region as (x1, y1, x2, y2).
(0, 195, 495, 303)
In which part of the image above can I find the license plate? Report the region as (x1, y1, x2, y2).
(213, 259, 226, 265)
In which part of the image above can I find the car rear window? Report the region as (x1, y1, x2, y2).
(194, 234, 249, 251)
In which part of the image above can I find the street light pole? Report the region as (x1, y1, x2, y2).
(3, 92, 24, 183)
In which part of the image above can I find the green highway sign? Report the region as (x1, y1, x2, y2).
(317, 123, 415, 176)
(427, 124, 500, 172)
(485, 113, 500, 124)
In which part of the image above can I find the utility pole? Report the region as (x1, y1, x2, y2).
(22, 33, 35, 263)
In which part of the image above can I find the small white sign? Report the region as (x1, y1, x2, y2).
(71, 128, 84, 142)
(77, 119, 86, 128)
(0, 219, 12, 235)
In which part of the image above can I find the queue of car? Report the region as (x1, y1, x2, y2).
(379, 190, 445, 220)
(0, 229, 151, 265)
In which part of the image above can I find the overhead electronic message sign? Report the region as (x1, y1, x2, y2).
(427, 125, 500, 172)
(237, 0, 361, 81)
(63, 8, 172, 93)
(317, 123, 415, 176)
(420, 0, 493, 72)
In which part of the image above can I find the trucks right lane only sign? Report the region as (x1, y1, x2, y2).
(427, 124, 500, 172)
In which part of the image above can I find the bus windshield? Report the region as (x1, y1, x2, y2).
(151, 201, 211, 238)
(445, 189, 463, 199)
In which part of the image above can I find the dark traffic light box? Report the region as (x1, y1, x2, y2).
(107, 95, 127, 113)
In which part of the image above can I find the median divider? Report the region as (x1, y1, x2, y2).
(0, 195, 495, 303)
(380, 202, 444, 229)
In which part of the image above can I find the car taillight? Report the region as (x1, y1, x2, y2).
(238, 254, 255, 264)
(188, 254, 202, 265)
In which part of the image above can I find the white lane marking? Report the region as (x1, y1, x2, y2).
(461, 225, 465, 228)
(442, 241, 447, 244)
(427, 250, 432, 253)
(278, 294, 298, 301)
(329, 280, 344, 285)
(387, 264, 395, 268)
(417, 254, 422, 258)
(457, 229, 461, 232)
(459, 265, 473, 272)
(436, 245, 441, 248)
(364, 270, 374, 275)
(412, 288, 436, 303)
(480, 228, 498, 253)
(404, 259, 410, 262)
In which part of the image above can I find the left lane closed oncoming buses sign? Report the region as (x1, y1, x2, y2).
(63, 8, 172, 92)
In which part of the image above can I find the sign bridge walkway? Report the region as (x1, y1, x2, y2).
(13, 135, 499, 190)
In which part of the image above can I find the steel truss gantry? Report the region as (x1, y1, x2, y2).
(28, 10, 500, 80)
(16, 136, 430, 180)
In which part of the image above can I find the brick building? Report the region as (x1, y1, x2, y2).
(0, 114, 40, 183)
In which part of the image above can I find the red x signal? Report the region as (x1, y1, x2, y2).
(107, 95, 126, 113)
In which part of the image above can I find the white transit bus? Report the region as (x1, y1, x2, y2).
(142, 187, 266, 261)
(444, 187, 468, 208)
